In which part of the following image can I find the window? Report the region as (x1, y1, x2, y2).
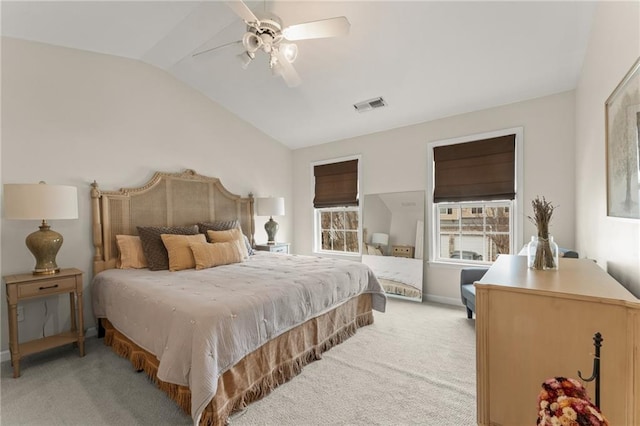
(438, 201, 512, 262)
(312, 157, 361, 255)
(317, 207, 360, 253)
(428, 128, 523, 264)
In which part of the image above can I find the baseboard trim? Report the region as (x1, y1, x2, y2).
(0, 326, 97, 363)
(423, 294, 463, 307)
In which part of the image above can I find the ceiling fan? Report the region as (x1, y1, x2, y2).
(192, 0, 350, 87)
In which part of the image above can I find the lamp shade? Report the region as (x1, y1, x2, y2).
(256, 197, 285, 217)
(4, 183, 78, 220)
(371, 233, 389, 246)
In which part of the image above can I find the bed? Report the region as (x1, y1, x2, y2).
(90, 169, 386, 426)
(361, 254, 422, 299)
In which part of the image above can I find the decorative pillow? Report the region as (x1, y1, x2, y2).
(207, 228, 249, 259)
(200, 222, 254, 256)
(197, 220, 239, 234)
(243, 234, 255, 256)
(190, 241, 244, 270)
(366, 244, 383, 256)
(160, 233, 207, 272)
(115, 235, 148, 269)
(137, 225, 199, 271)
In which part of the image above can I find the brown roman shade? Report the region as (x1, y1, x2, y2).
(433, 134, 515, 203)
(314, 159, 359, 208)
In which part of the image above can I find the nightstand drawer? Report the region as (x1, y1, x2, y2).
(392, 245, 415, 258)
(254, 243, 290, 254)
(17, 276, 76, 299)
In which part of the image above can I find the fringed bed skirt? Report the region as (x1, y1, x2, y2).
(101, 293, 374, 426)
(378, 278, 422, 299)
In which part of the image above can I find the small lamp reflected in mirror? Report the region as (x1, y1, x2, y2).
(371, 233, 389, 254)
(256, 197, 285, 244)
(4, 182, 78, 275)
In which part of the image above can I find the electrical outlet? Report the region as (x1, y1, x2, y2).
(17, 306, 24, 322)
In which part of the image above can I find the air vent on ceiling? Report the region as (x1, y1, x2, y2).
(353, 97, 387, 113)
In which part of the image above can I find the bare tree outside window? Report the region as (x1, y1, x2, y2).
(319, 208, 359, 253)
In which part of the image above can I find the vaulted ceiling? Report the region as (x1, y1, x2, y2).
(1, 1, 597, 149)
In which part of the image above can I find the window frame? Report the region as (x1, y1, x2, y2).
(427, 127, 523, 265)
(311, 155, 362, 256)
(435, 200, 514, 265)
(314, 206, 361, 255)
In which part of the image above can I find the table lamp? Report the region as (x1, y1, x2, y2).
(371, 232, 389, 253)
(4, 182, 78, 275)
(256, 197, 285, 244)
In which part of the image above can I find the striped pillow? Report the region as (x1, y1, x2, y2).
(206, 228, 249, 259)
(190, 241, 244, 270)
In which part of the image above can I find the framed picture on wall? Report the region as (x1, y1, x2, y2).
(606, 56, 640, 219)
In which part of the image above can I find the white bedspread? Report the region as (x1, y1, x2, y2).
(361, 254, 423, 290)
(92, 252, 386, 423)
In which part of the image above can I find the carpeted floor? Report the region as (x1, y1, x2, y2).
(1, 298, 476, 425)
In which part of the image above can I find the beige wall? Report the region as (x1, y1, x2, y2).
(575, 1, 640, 297)
(293, 91, 576, 304)
(0, 38, 293, 353)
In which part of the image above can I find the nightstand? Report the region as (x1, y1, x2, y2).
(3, 268, 85, 378)
(254, 243, 290, 254)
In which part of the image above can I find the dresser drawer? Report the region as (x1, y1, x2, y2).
(17, 276, 76, 299)
(270, 245, 288, 253)
(392, 245, 415, 258)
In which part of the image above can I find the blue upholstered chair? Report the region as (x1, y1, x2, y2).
(460, 249, 579, 318)
(460, 267, 489, 319)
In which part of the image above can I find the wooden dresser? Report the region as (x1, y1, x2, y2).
(392, 245, 414, 258)
(475, 255, 639, 426)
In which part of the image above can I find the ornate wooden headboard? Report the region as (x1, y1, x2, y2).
(90, 169, 254, 275)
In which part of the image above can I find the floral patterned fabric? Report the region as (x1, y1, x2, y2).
(537, 377, 609, 426)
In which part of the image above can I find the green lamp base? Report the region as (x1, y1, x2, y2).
(265, 217, 279, 244)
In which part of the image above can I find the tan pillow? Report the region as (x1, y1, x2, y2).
(206, 228, 249, 259)
(116, 235, 148, 269)
(160, 233, 207, 272)
(190, 241, 244, 270)
(366, 244, 383, 256)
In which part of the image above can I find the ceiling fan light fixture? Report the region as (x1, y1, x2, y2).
(271, 62, 284, 77)
(199, 0, 352, 88)
(281, 43, 298, 63)
(237, 51, 254, 70)
(242, 32, 262, 53)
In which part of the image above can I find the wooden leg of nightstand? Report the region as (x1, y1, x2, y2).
(76, 290, 85, 357)
(7, 302, 20, 378)
(69, 292, 77, 333)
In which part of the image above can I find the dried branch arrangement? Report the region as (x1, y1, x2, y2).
(528, 196, 557, 269)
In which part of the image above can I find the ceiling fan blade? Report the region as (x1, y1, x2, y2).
(275, 50, 301, 88)
(283, 16, 350, 41)
(225, 0, 259, 24)
(192, 40, 242, 59)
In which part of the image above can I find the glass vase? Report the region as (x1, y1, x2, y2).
(527, 235, 559, 270)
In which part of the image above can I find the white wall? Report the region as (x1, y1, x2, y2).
(575, 1, 640, 297)
(0, 38, 293, 353)
(362, 194, 392, 251)
(293, 91, 576, 304)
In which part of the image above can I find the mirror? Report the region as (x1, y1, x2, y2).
(361, 191, 425, 302)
